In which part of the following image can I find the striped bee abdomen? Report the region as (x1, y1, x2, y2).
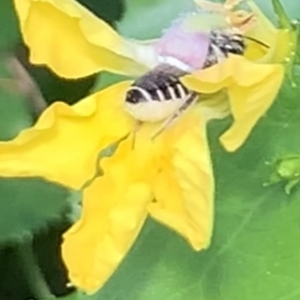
(125, 64, 195, 122)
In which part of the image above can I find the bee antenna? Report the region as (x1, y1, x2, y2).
(243, 36, 270, 49)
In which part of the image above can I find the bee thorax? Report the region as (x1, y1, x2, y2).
(204, 29, 245, 67)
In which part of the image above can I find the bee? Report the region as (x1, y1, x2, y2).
(126, 63, 197, 118)
(124, 1, 268, 139)
(125, 63, 198, 139)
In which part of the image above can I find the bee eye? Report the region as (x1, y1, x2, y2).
(126, 89, 142, 104)
(126, 87, 152, 104)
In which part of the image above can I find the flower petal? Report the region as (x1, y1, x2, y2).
(220, 65, 284, 151)
(14, 0, 157, 78)
(182, 55, 284, 151)
(148, 115, 214, 251)
(0, 81, 134, 189)
(62, 134, 159, 293)
(62, 179, 152, 293)
(246, 1, 297, 65)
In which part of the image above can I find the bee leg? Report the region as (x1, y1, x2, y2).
(131, 120, 143, 149)
(151, 92, 199, 140)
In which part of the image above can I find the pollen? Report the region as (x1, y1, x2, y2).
(155, 16, 211, 71)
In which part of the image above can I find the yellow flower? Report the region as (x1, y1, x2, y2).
(0, 0, 296, 293)
(0, 81, 214, 292)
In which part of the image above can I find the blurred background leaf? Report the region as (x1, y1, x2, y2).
(117, 0, 194, 39)
(255, 0, 300, 22)
(0, 178, 73, 244)
(0, 0, 20, 48)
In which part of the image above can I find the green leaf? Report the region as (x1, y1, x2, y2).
(0, 177, 73, 244)
(272, 0, 293, 29)
(77, 0, 125, 26)
(0, 1, 33, 140)
(0, 0, 20, 48)
(117, 0, 194, 39)
(256, 0, 300, 23)
(91, 72, 131, 93)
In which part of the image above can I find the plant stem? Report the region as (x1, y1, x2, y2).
(15, 239, 55, 299)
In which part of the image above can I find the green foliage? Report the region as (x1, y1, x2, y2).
(78, 0, 125, 25)
(258, 0, 300, 22)
(0, 0, 20, 48)
(0, 178, 73, 244)
(118, 0, 194, 39)
(0, 2, 32, 138)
